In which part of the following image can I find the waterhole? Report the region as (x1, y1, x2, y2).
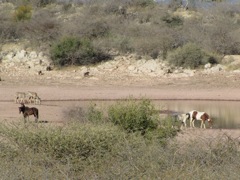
(155, 100, 240, 129)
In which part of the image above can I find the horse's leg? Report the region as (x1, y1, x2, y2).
(34, 115, 38, 123)
(181, 119, 186, 129)
(200, 120, 206, 129)
(34, 110, 39, 123)
(190, 119, 193, 127)
(25, 113, 30, 123)
(203, 121, 206, 129)
(23, 114, 27, 123)
(192, 119, 195, 128)
(183, 119, 187, 128)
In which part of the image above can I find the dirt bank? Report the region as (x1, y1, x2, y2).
(1, 68, 240, 121)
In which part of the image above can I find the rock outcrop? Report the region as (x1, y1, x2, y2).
(1, 43, 238, 83)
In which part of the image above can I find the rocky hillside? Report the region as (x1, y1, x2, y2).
(1, 42, 240, 84)
(1, 1, 240, 85)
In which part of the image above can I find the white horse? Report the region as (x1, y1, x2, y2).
(186, 110, 213, 129)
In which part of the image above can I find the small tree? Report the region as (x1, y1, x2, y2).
(167, 43, 215, 69)
(50, 37, 109, 67)
(108, 99, 158, 134)
(13, 5, 32, 21)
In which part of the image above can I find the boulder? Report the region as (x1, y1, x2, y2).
(29, 51, 38, 59)
(5, 52, 15, 61)
(138, 60, 158, 73)
(210, 64, 226, 73)
(128, 65, 136, 71)
(15, 50, 26, 60)
(204, 63, 212, 69)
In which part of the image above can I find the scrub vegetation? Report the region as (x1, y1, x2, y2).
(0, 99, 240, 179)
(0, 0, 240, 68)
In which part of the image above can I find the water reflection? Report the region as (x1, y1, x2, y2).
(154, 100, 240, 129)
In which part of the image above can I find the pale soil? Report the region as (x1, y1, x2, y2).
(1, 69, 240, 141)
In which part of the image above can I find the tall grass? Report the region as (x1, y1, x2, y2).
(0, 99, 240, 179)
(1, 122, 239, 179)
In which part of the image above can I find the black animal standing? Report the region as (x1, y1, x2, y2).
(19, 103, 39, 123)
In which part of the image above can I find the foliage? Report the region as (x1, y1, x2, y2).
(64, 103, 104, 124)
(34, 0, 56, 7)
(50, 37, 110, 67)
(108, 99, 158, 134)
(126, 0, 156, 7)
(64, 106, 87, 122)
(1, 98, 240, 178)
(168, 0, 183, 11)
(1, 0, 240, 65)
(86, 103, 104, 124)
(14, 0, 57, 7)
(145, 115, 181, 142)
(13, 5, 32, 21)
(167, 43, 217, 69)
(161, 13, 183, 27)
(0, 122, 123, 162)
(1, 121, 240, 179)
(0, 21, 20, 42)
(23, 9, 60, 42)
(84, 20, 110, 39)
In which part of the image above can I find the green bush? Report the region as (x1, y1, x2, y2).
(168, 0, 183, 11)
(86, 104, 104, 124)
(167, 43, 215, 69)
(108, 99, 158, 134)
(144, 127, 178, 146)
(161, 14, 183, 27)
(50, 37, 110, 67)
(85, 20, 110, 39)
(144, 116, 180, 145)
(13, 5, 32, 21)
(128, 0, 156, 7)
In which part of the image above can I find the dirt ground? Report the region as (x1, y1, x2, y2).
(1, 70, 240, 140)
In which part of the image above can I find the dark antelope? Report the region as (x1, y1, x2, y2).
(19, 103, 39, 123)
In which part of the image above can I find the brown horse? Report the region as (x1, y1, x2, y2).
(19, 103, 39, 123)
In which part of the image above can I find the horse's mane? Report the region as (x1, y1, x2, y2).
(19, 104, 30, 113)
